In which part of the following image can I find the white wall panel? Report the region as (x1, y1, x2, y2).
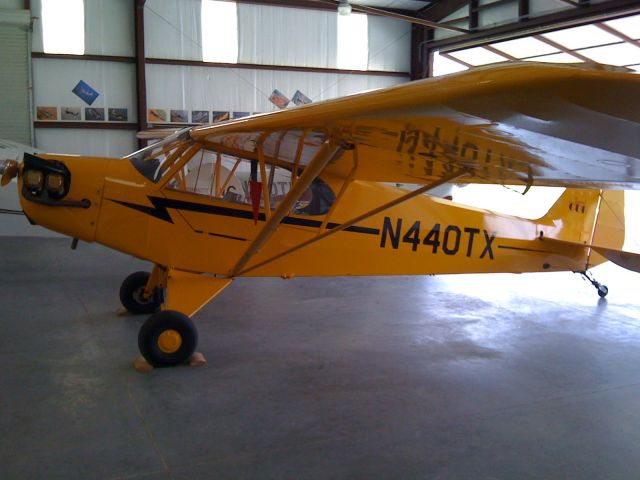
(32, 0, 134, 56)
(85, 0, 134, 56)
(368, 16, 410, 72)
(238, 4, 337, 68)
(145, 0, 202, 61)
(32, 58, 136, 119)
(479, 2, 519, 28)
(34, 128, 137, 157)
(530, 0, 574, 16)
(146, 64, 407, 114)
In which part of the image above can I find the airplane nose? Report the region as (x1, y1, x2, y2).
(17, 153, 109, 241)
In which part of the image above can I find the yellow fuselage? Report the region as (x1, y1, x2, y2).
(18, 153, 600, 279)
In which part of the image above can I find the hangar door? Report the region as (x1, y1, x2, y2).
(0, 9, 31, 145)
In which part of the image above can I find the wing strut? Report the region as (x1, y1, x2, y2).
(229, 139, 345, 277)
(236, 168, 470, 276)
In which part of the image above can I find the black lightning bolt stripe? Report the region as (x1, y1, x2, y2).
(107, 196, 381, 236)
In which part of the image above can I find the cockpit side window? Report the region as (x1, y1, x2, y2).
(165, 148, 335, 215)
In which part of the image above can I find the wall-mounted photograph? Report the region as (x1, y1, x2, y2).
(61, 107, 81, 121)
(292, 90, 312, 106)
(108, 108, 128, 122)
(212, 111, 230, 123)
(148, 109, 167, 123)
(170, 110, 188, 123)
(192, 111, 209, 124)
(232, 111, 250, 119)
(85, 108, 105, 121)
(269, 89, 290, 109)
(72, 80, 100, 105)
(36, 106, 58, 121)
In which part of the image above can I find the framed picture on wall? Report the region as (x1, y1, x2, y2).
(212, 111, 230, 123)
(72, 80, 100, 106)
(269, 89, 290, 109)
(148, 109, 167, 123)
(61, 107, 81, 121)
(108, 108, 128, 122)
(192, 111, 209, 124)
(85, 108, 105, 121)
(170, 110, 188, 123)
(36, 106, 58, 121)
(292, 90, 312, 106)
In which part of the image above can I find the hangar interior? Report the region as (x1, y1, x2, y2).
(2, 0, 640, 478)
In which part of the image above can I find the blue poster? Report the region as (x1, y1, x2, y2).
(72, 80, 100, 105)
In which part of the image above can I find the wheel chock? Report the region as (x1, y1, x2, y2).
(133, 353, 206, 371)
(189, 352, 207, 367)
(133, 356, 154, 372)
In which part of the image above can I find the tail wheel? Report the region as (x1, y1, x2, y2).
(138, 310, 198, 367)
(597, 285, 609, 298)
(120, 271, 160, 314)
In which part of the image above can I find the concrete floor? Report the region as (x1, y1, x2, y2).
(2, 237, 640, 479)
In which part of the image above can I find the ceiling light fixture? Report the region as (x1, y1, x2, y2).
(338, 0, 352, 16)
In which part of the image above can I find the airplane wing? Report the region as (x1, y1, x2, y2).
(189, 62, 640, 189)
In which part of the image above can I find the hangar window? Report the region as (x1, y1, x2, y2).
(201, 0, 238, 63)
(337, 13, 369, 70)
(41, 0, 85, 55)
(432, 13, 640, 77)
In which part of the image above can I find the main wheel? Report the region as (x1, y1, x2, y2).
(138, 310, 198, 367)
(120, 271, 160, 314)
(597, 285, 609, 298)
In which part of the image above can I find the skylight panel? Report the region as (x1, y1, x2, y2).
(490, 37, 559, 59)
(604, 15, 640, 40)
(41, 0, 84, 54)
(337, 13, 369, 71)
(579, 43, 640, 66)
(447, 47, 508, 66)
(541, 24, 621, 50)
(201, 0, 238, 63)
(432, 51, 469, 77)
(524, 52, 584, 64)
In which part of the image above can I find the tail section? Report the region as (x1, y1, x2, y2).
(537, 188, 603, 246)
(538, 189, 640, 272)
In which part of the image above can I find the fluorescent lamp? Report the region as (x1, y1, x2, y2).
(338, 0, 352, 16)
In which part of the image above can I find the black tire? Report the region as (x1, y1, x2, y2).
(598, 285, 609, 298)
(120, 271, 160, 314)
(138, 310, 198, 367)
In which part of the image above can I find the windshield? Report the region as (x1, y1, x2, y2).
(125, 128, 192, 182)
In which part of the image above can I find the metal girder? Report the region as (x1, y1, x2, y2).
(419, 0, 470, 21)
(134, 0, 147, 148)
(428, 0, 640, 51)
(233, 0, 416, 17)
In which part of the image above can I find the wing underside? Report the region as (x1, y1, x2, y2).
(188, 63, 640, 190)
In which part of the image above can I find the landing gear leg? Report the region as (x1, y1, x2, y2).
(579, 271, 609, 298)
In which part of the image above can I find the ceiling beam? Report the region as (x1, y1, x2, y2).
(234, 1, 468, 32)
(427, 0, 640, 50)
(233, 0, 415, 16)
(420, 0, 470, 21)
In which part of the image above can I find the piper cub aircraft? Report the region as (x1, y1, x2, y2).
(2, 63, 640, 367)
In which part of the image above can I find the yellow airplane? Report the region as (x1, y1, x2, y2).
(2, 62, 640, 367)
